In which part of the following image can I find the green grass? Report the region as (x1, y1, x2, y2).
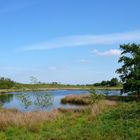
(0, 101, 139, 140)
(91, 102, 140, 140)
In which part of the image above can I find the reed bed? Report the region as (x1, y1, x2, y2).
(61, 94, 90, 105)
(0, 108, 59, 130)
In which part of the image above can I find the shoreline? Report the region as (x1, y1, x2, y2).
(0, 87, 122, 94)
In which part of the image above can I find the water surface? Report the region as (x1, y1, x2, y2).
(0, 89, 120, 112)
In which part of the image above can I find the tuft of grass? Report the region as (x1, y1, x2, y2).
(61, 94, 91, 105)
(61, 92, 106, 105)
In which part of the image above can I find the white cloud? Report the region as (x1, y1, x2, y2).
(22, 30, 140, 51)
(92, 49, 121, 56)
(79, 59, 89, 63)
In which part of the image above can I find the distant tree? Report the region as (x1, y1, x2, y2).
(0, 77, 15, 89)
(110, 78, 119, 86)
(116, 44, 140, 99)
(51, 82, 58, 85)
(30, 76, 38, 84)
(94, 78, 120, 87)
(106, 80, 111, 86)
(101, 81, 107, 86)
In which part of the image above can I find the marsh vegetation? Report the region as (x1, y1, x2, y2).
(0, 99, 139, 140)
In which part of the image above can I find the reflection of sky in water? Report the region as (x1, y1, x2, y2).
(0, 90, 120, 112)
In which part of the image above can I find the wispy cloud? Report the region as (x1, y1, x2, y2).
(92, 49, 121, 56)
(79, 59, 89, 63)
(22, 30, 140, 51)
(47, 66, 70, 72)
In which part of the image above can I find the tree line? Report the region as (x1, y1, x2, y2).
(93, 78, 121, 87)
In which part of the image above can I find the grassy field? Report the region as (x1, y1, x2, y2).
(0, 99, 139, 140)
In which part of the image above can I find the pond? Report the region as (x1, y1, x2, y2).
(0, 89, 120, 112)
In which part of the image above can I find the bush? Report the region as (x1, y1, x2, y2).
(89, 88, 105, 103)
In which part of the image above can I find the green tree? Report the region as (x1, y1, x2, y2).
(116, 44, 140, 99)
(110, 78, 119, 86)
(101, 81, 107, 86)
(0, 77, 15, 89)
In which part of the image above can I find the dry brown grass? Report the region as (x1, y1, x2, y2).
(61, 94, 90, 105)
(90, 100, 117, 119)
(0, 108, 59, 130)
(57, 106, 89, 114)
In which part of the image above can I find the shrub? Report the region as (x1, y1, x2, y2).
(89, 88, 105, 103)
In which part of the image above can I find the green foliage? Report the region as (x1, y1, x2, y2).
(89, 88, 105, 103)
(110, 78, 119, 86)
(116, 43, 140, 98)
(0, 77, 15, 89)
(94, 77, 120, 87)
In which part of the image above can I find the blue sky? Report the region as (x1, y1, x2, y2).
(0, 0, 140, 84)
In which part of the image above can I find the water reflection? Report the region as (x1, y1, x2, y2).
(16, 92, 53, 110)
(0, 94, 13, 106)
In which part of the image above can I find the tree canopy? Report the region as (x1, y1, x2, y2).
(116, 43, 140, 99)
(0, 77, 15, 89)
